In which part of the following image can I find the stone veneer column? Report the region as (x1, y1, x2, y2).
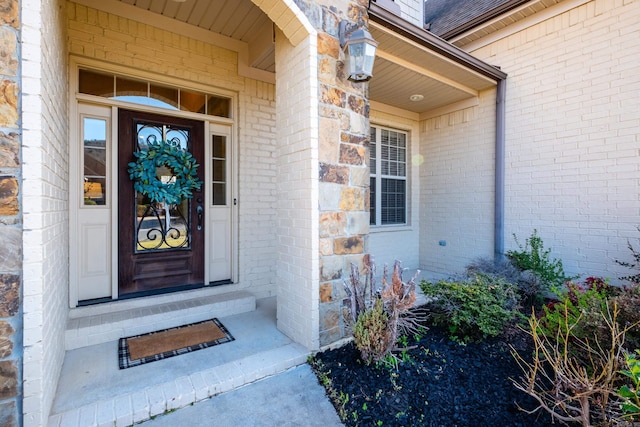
(0, 1, 21, 426)
(307, 0, 371, 346)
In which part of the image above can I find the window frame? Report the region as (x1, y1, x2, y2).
(369, 125, 409, 227)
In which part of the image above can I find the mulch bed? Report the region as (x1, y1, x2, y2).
(310, 322, 555, 426)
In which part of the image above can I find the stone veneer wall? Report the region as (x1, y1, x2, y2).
(296, 0, 372, 346)
(0, 2, 21, 425)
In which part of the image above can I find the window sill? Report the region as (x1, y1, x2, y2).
(369, 224, 413, 234)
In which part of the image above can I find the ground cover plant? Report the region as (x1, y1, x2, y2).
(310, 230, 640, 426)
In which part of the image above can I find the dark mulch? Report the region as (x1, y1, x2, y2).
(310, 323, 555, 427)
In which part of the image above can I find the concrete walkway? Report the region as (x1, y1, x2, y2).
(139, 364, 343, 427)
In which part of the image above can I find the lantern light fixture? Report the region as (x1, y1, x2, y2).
(339, 21, 379, 82)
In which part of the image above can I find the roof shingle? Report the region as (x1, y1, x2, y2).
(423, 0, 516, 38)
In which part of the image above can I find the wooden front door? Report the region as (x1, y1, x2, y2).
(118, 109, 205, 297)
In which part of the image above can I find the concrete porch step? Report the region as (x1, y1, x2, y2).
(48, 342, 308, 427)
(50, 297, 310, 427)
(65, 289, 256, 350)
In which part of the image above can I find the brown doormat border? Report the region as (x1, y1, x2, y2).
(118, 318, 234, 369)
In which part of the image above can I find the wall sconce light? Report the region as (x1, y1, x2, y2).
(339, 21, 379, 82)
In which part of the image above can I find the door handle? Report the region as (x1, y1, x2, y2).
(196, 205, 203, 230)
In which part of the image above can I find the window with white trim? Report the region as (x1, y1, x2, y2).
(369, 126, 407, 226)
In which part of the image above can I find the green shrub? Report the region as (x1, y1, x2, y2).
(466, 256, 544, 304)
(539, 278, 640, 364)
(613, 285, 640, 351)
(346, 259, 421, 366)
(538, 280, 611, 363)
(353, 298, 390, 364)
(506, 229, 574, 293)
(616, 227, 640, 284)
(420, 273, 522, 342)
(619, 350, 640, 421)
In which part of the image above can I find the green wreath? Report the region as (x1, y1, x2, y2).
(127, 140, 202, 205)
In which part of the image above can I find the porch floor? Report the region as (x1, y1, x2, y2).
(48, 297, 309, 427)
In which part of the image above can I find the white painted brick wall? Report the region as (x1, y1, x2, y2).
(22, 0, 69, 425)
(464, 0, 640, 282)
(418, 1, 640, 281)
(419, 90, 496, 274)
(238, 80, 278, 299)
(275, 29, 320, 351)
(369, 109, 420, 271)
(22, 3, 285, 423)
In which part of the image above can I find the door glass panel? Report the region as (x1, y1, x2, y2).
(83, 117, 107, 205)
(211, 135, 226, 206)
(135, 123, 192, 253)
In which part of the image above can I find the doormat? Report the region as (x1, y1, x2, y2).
(118, 318, 234, 369)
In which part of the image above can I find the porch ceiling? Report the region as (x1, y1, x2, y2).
(108, 0, 504, 117)
(368, 22, 497, 116)
(115, 0, 276, 72)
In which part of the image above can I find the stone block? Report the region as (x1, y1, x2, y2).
(0, 0, 19, 28)
(350, 166, 369, 187)
(318, 57, 336, 85)
(320, 84, 345, 108)
(317, 32, 339, 58)
(0, 177, 18, 215)
(339, 143, 365, 165)
(0, 321, 14, 358)
(319, 327, 342, 347)
(294, 0, 321, 29)
(319, 237, 333, 256)
(341, 132, 368, 146)
(320, 256, 342, 281)
(0, 132, 19, 167)
(0, 80, 17, 128)
(319, 163, 349, 185)
(0, 360, 17, 400)
(338, 187, 365, 211)
(322, 307, 340, 331)
(0, 275, 19, 317)
(319, 282, 332, 303)
(347, 211, 369, 235)
(0, 27, 17, 76)
(319, 119, 339, 163)
(0, 229, 20, 270)
(347, 94, 365, 115)
(318, 182, 341, 211)
(0, 401, 16, 427)
(322, 7, 339, 36)
(334, 236, 363, 255)
(319, 211, 347, 237)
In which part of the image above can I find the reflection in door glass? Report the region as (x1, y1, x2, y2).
(134, 123, 192, 253)
(83, 117, 107, 205)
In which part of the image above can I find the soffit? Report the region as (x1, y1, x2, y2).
(369, 21, 498, 115)
(450, 0, 564, 47)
